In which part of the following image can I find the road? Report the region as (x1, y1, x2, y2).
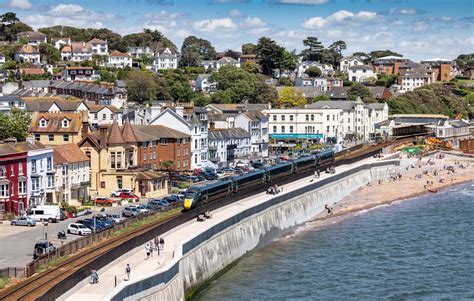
(0, 201, 148, 269)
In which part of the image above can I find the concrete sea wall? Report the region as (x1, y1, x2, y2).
(107, 161, 400, 301)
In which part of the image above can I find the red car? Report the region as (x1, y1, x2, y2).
(95, 197, 115, 206)
(119, 192, 139, 200)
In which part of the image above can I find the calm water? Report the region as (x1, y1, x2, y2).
(196, 183, 474, 300)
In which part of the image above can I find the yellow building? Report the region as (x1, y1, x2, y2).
(28, 111, 88, 146)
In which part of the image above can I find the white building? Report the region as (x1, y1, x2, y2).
(294, 77, 328, 90)
(70, 42, 92, 62)
(296, 61, 334, 78)
(16, 31, 47, 46)
(52, 144, 90, 206)
(26, 142, 54, 207)
(88, 38, 108, 56)
(432, 120, 471, 148)
(0, 94, 25, 113)
(216, 57, 240, 70)
(51, 37, 71, 50)
(348, 65, 377, 83)
(208, 128, 251, 164)
(107, 51, 132, 68)
(398, 71, 430, 93)
(153, 48, 179, 70)
(234, 111, 269, 158)
(127, 46, 154, 58)
(195, 74, 216, 92)
(14, 45, 40, 64)
(148, 106, 210, 169)
(340, 56, 364, 73)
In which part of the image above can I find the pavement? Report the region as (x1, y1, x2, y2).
(63, 156, 385, 301)
(0, 200, 149, 269)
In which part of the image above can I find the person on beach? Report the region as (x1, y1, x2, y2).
(325, 204, 332, 215)
(125, 264, 131, 281)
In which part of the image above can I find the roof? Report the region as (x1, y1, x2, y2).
(448, 120, 469, 128)
(88, 38, 107, 44)
(65, 66, 93, 70)
(71, 42, 91, 53)
(206, 103, 268, 114)
(107, 120, 126, 145)
(17, 31, 46, 39)
(276, 86, 325, 99)
(0, 140, 48, 156)
(109, 50, 131, 58)
(17, 45, 39, 54)
(365, 103, 386, 110)
(208, 128, 250, 140)
(132, 125, 189, 141)
(217, 56, 238, 64)
(51, 37, 70, 42)
(241, 110, 267, 121)
(135, 171, 167, 180)
(306, 101, 356, 111)
(20, 68, 45, 75)
(29, 112, 82, 134)
(22, 80, 51, 89)
(24, 97, 81, 112)
(349, 65, 373, 71)
(52, 144, 89, 164)
(121, 119, 137, 143)
(83, 101, 120, 113)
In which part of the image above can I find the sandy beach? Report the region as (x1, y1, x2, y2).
(314, 152, 474, 220)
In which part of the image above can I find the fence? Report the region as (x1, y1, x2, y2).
(0, 267, 27, 278)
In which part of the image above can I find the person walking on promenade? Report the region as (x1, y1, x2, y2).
(160, 237, 165, 250)
(145, 243, 151, 260)
(125, 264, 131, 281)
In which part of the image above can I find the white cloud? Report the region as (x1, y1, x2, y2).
(354, 11, 379, 21)
(242, 16, 266, 27)
(270, 0, 330, 4)
(193, 18, 237, 33)
(413, 21, 428, 32)
(389, 8, 419, 15)
(8, 0, 32, 10)
(302, 16, 327, 28)
(49, 4, 84, 16)
(229, 9, 242, 18)
(465, 37, 474, 45)
(327, 10, 354, 22)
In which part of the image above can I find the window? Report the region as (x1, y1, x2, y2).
(143, 150, 146, 161)
(0, 166, 5, 177)
(61, 119, 69, 127)
(47, 175, 54, 188)
(177, 148, 180, 156)
(281, 115, 285, 121)
(94, 113, 98, 120)
(110, 152, 116, 168)
(333, 115, 335, 121)
(18, 163, 23, 175)
(272, 115, 276, 121)
(116, 153, 122, 169)
(311, 114, 314, 121)
(31, 178, 39, 191)
(39, 119, 47, 127)
(161, 138, 168, 145)
(305, 114, 309, 121)
(18, 180, 26, 194)
(281, 126, 285, 133)
(326, 115, 330, 121)
(102, 114, 106, 120)
(85, 151, 91, 167)
(35, 134, 40, 141)
(110, 114, 114, 120)
(117, 176, 123, 189)
(273, 126, 277, 133)
(326, 126, 330, 132)
(47, 157, 52, 170)
(0, 183, 8, 197)
(289, 115, 294, 121)
(48, 134, 54, 141)
(31, 159, 37, 173)
(63, 135, 69, 142)
(289, 126, 294, 133)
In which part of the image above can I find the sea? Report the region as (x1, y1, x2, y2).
(195, 182, 474, 300)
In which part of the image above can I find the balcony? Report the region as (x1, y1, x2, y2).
(208, 145, 218, 151)
(252, 139, 268, 145)
(80, 181, 91, 187)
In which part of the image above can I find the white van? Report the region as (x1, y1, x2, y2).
(28, 205, 61, 223)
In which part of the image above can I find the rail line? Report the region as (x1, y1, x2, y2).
(0, 136, 418, 301)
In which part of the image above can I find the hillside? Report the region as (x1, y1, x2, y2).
(387, 83, 474, 118)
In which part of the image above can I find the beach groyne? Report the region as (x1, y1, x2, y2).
(105, 161, 401, 301)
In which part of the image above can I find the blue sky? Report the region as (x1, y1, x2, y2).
(2, 0, 473, 60)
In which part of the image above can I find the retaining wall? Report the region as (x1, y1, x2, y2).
(106, 161, 400, 301)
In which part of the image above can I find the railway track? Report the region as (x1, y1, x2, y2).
(0, 135, 420, 301)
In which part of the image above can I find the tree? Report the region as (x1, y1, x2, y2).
(242, 43, 257, 55)
(243, 61, 259, 74)
(0, 108, 31, 141)
(222, 49, 240, 60)
(256, 37, 284, 76)
(123, 29, 176, 52)
(180, 36, 216, 67)
(348, 83, 373, 102)
(98, 69, 116, 83)
(1, 12, 19, 24)
(368, 50, 402, 61)
(160, 160, 175, 170)
(329, 40, 346, 56)
(39, 43, 60, 64)
(278, 87, 307, 108)
(280, 50, 298, 73)
(277, 77, 292, 86)
(126, 70, 157, 103)
(302, 37, 323, 61)
(314, 95, 330, 102)
(304, 66, 322, 78)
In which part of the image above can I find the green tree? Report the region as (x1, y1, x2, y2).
(348, 83, 373, 102)
(368, 50, 402, 61)
(180, 36, 216, 67)
(98, 69, 116, 83)
(0, 108, 31, 141)
(278, 87, 307, 108)
(126, 70, 157, 103)
(160, 160, 175, 170)
(242, 43, 257, 55)
(123, 29, 176, 51)
(304, 66, 322, 78)
(302, 36, 324, 61)
(277, 76, 293, 86)
(243, 61, 259, 74)
(1, 12, 19, 24)
(39, 43, 60, 64)
(280, 50, 298, 73)
(314, 95, 330, 101)
(256, 37, 284, 75)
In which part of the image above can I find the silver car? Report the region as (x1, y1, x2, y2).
(11, 216, 36, 227)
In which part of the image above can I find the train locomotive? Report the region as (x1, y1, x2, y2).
(183, 149, 335, 210)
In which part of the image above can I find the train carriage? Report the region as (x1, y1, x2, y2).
(231, 169, 266, 192)
(293, 155, 317, 173)
(263, 161, 294, 182)
(183, 178, 233, 209)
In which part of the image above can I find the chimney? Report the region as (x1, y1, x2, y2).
(98, 125, 108, 148)
(150, 102, 162, 122)
(81, 110, 89, 137)
(209, 120, 215, 130)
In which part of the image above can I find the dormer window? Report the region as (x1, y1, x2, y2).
(62, 119, 69, 128)
(39, 118, 47, 127)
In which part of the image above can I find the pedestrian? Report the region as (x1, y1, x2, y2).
(125, 264, 131, 281)
(145, 243, 151, 260)
(154, 237, 159, 251)
(324, 204, 332, 215)
(160, 237, 165, 250)
(149, 240, 154, 258)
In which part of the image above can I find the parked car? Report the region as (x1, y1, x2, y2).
(202, 171, 218, 180)
(122, 206, 140, 217)
(111, 188, 133, 197)
(148, 199, 167, 210)
(75, 209, 92, 217)
(94, 197, 115, 206)
(216, 170, 225, 178)
(33, 241, 56, 259)
(95, 216, 114, 227)
(67, 223, 92, 236)
(27, 205, 61, 223)
(130, 204, 150, 214)
(77, 219, 106, 231)
(165, 194, 184, 203)
(119, 192, 139, 200)
(102, 213, 126, 224)
(11, 216, 36, 227)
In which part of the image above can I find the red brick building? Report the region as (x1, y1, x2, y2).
(0, 142, 28, 215)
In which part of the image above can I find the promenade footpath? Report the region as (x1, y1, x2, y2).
(62, 156, 389, 301)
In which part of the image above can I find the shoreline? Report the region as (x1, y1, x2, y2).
(312, 153, 474, 223)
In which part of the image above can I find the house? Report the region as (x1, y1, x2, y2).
(431, 119, 470, 148)
(81, 102, 122, 127)
(296, 61, 334, 78)
(20, 67, 46, 77)
(16, 31, 47, 46)
(206, 103, 269, 115)
(295, 77, 328, 90)
(127, 46, 154, 59)
(240, 54, 257, 66)
(234, 111, 269, 158)
(1, 82, 19, 95)
(50, 37, 71, 50)
(421, 58, 455, 82)
(216, 57, 240, 70)
(373, 56, 410, 75)
(0, 94, 26, 113)
(463, 67, 474, 79)
(14, 45, 40, 64)
(327, 77, 343, 89)
(195, 74, 216, 92)
(208, 113, 235, 129)
(398, 70, 431, 93)
(70, 42, 92, 62)
(275, 86, 326, 100)
(148, 105, 210, 169)
(122, 103, 152, 125)
(201, 60, 216, 70)
(60, 45, 72, 61)
(107, 51, 132, 68)
(208, 128, 251, 164)
(62, 66, 98, 81)
(348, 65, 377, 83)
(340, 56, 364, 73)
(52, 144, 90, 205)
(153, 48, 179, 70)
(28, 111, 89, 145)
(88, 38, 108, 56)
(49, 81, 126, 106)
